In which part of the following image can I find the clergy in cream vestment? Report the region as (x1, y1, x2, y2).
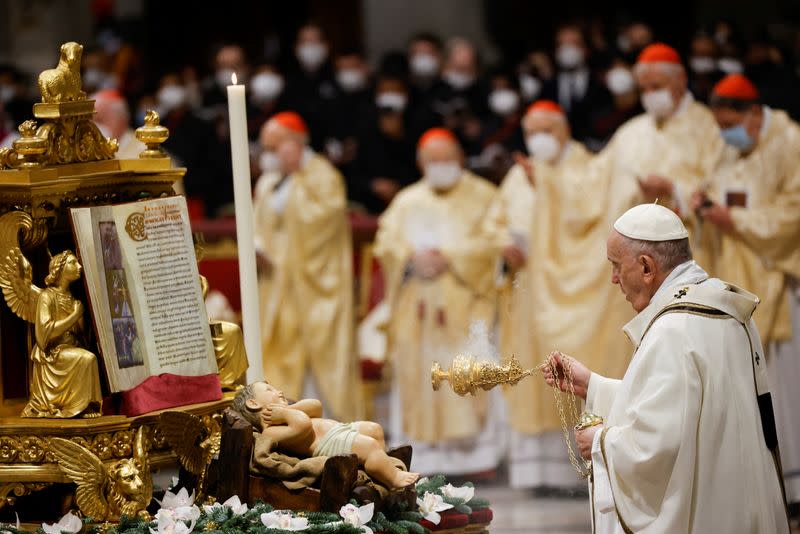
(484, 100, 632, 489)
(590, 43, 724, 268)
(254, 112, 361, 420)
(375, 128, 503, 475)
(695, 74, 800, 508)
(545, 204, 788, 533)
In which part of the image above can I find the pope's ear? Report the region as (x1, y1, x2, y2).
(640, 254, 655, 276)
(245, 398, 260, 411)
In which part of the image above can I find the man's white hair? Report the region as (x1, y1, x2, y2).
(620, 234, 693, 271)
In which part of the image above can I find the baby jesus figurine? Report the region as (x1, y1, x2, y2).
(232, 381, 420, 489)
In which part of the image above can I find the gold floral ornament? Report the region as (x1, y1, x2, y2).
(157, 411, 221, 500)
(49, 426, 152, 521)
(0, 41, 118, 170)
(124, 211, 147, 241)
(0, 211, 103, 418)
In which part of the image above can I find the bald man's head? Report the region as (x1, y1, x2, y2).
(259, 119, 308, 174)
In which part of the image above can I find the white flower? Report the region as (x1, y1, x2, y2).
(260, 511, 309, 531)
(415, 476, 429, 487)
(155, 505, 200, 523)
(203, 495, 248, 516)
(160, 488, 195, 509)
(42, 512, 82, 534)
(416, 491, 453, 525)
(221, 495, 248, 515)
(149, 513, 195, 534)
(339, 502, 374, 534)
(441, 483, 474, 503)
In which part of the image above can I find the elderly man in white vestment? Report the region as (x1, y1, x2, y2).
(544, 204, 788, 533)
(254, 111, 361, 421)
(484, 99, 633, 492)
(375, 128, 504, 475)
(591, 43, 723, 269)
(691, 73, 800, 515)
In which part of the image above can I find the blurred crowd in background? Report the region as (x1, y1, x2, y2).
(1, 13, 800, 218)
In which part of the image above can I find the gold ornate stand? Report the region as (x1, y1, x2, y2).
(0, 394, 231, 510)
(0, 42, 230, 519)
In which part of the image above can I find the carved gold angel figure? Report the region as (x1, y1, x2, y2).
(0, 240, 102, 418)
(50, 426, 153, 520)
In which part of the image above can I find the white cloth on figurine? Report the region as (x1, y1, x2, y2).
(768, 279, 800, 504)
(588, 261, 788, 533)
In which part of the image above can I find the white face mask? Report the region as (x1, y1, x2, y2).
(336, 68, 367, 92)
(606, 67, 635, 95)
(641, 88, 674, 119)
(259, 150, 281, 174)
(717, 57, 743, 74)
(157, 85, 187, 115)
(216, 68, 236, 89)
(250, 72, 284, 105)
(526, 133, 561, 162)
(488, 89, 520, 116)
(410, 53, 440, 77)
(689, 56, 716, 74)
(297, 43, 328, 70)
(425, 161, 462, 190)
(375, 92, 407, 112)
(556, 44, 585, 69)
(443, 71, 474, 90)
(519, 74, 542, 101)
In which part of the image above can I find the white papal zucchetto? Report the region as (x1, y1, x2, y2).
(613, 203, 689, 241)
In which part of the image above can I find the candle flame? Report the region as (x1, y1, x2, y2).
(231, 72, 238, 85)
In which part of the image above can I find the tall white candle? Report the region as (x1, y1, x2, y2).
(226, 73, 264, 383)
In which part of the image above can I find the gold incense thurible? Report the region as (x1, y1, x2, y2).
(431, 354, 539, 396)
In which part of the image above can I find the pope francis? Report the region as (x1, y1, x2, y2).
(544, 204, 789, 533)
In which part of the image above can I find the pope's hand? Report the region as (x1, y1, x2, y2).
(503, 245, 527, 270)
(542, 351, 591, 400)
(262, 403, 288, 426)
(637, 174, 674, 201)
(575, 425, 602, 461)
(412, 250, 449, 279)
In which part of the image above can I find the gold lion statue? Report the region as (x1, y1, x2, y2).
(37, 42, 86, 103)
(50, 427, 153, 521)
